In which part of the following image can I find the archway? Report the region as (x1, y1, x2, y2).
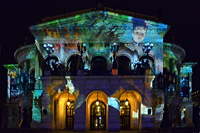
(86, 91, 108, 131)
(66, 102, 74, 129)
(91, 56, 107, 75)
(90, 101, 106, 130)
(53, 92, 75, 130)
(118, 56, 131, 75)
(120, 90, 142, 130)
(67, 55, 79, 75)
(120, 101, 130, 129)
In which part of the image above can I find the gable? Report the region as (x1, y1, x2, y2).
(30, 11, 169, 44)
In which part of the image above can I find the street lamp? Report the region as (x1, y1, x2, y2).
(67, 93, 70, 106)
(16, 72, 36, 128)
(43, 43, 54, 56)
(77, 42, 87, 70)
(125, 92, 129, 105)
(157, 68, 176, 128)
(110, 42, 119, 69)
(43, 43, 55, 68)
(142, 43, 153, 68)
(96, 92, 99, 106)
(133, 60, 144, 75)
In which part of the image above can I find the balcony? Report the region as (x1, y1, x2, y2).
(44, 69, 146, 76)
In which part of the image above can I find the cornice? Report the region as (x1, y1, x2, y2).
(14, 44, 36, 65)
(164, 43, 186, 62)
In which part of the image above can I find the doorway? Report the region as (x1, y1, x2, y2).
(66, 103, 74, 129)
(120, 101, 130, 129)
(90, 101, 106, 130)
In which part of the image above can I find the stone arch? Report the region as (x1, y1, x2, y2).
(86, 91, 108, 131)
(139, 53, 156, 74)
(117, 56, 131, 75)
(119, 90, 142, 129)
(90, 53, 109, 63)
(91, 56, 107, 71)
(66, 54, 80, 72)
(53, 91, 75, 130)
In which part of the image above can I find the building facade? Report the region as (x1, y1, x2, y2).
(3, 8, 197, 131)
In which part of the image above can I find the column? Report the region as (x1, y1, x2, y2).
(73, 101, 86, 132)
(31, 90, 43, 128)
(41, 88, 53, 129)
(108, 105, 120, 132)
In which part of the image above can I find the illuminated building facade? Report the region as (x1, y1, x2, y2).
(3, 8, 197, 131)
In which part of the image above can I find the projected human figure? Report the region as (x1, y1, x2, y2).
(132, 18, 149, 46)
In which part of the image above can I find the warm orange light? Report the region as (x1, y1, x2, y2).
(125, 99, 129, 105)
(96, 99, 99, 106)
(67, 99, 70, 106)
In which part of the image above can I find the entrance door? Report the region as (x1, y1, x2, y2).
(120, 101, 130, 129)
(66, 103, 74, 129)
(90, 101, 106, 130)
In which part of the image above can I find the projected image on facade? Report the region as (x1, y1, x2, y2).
(5, 8, 196, 132)
(31, 11, 168, 74)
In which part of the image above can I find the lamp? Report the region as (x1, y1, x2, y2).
(142, 43, 153, 68)
(15, 71, 36, 128)
(67, 93, 70, 106)
(125, 92, 129, 105)
(43, 43, 54, 55)
(96, 92, 99, 106)
(110, 42, 119, 69)
(183, 107, 186, 112)
(77, 42, 87, 70)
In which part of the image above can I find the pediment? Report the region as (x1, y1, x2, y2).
(30, 10, 169, 44)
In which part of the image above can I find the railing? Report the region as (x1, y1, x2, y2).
(44, 69, 146, 76)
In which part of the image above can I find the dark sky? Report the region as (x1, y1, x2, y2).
(0, 0, 200, 92)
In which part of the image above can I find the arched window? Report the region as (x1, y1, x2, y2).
(139, 55, 155, 74)
(118, 56, 131, 75)
(67, 55, 79, 76)
(91, 56, 107, 75)
(120, 101, 130, 129)
(90, 101, 106, 130)
(66, 102, 74, 129)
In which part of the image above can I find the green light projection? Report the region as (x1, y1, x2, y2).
(30, 11, 169, 73)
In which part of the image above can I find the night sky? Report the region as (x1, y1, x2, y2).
(0, 0, 200, 96)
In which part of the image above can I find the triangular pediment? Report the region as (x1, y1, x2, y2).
(30, 10, 169, 44)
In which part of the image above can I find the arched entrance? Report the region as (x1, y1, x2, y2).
(53, 92, 75, 130)
(66, 102, 74, 129)
(90, 101, 106, 130)
(119, 90, 142, 130)
(118, 56, 131, 75)
(120, 101, 130, 129)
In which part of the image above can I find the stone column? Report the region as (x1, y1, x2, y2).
(41, 88, 53, 129)
(108, 105, 120, 132)
(73, 101, 86, 132)
(31, 90, 43, 128)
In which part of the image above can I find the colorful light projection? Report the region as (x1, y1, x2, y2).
(163, 43, 177, 73)
(108, 97, 120, 111)
(30, 11, 168, 74)
(180, 63, 197, 98)
(4, 64, 20, 98)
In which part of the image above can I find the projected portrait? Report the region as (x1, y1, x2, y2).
(132, 18, 149, 46)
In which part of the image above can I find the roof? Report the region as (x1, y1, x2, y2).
(41, 7, 159, 23)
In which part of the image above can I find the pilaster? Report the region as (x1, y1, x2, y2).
(31, 90, 43, 128)
(108, 105, 120, 132)
(74, 101, 86, 132)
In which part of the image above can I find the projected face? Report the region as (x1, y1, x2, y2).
(132, 27, 147, 43)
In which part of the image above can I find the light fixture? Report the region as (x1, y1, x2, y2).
(96, 92, 99, 106)
(125, 91, 129, 105)
(67, 93, 70, 106)
(183, 107, 186, 111)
